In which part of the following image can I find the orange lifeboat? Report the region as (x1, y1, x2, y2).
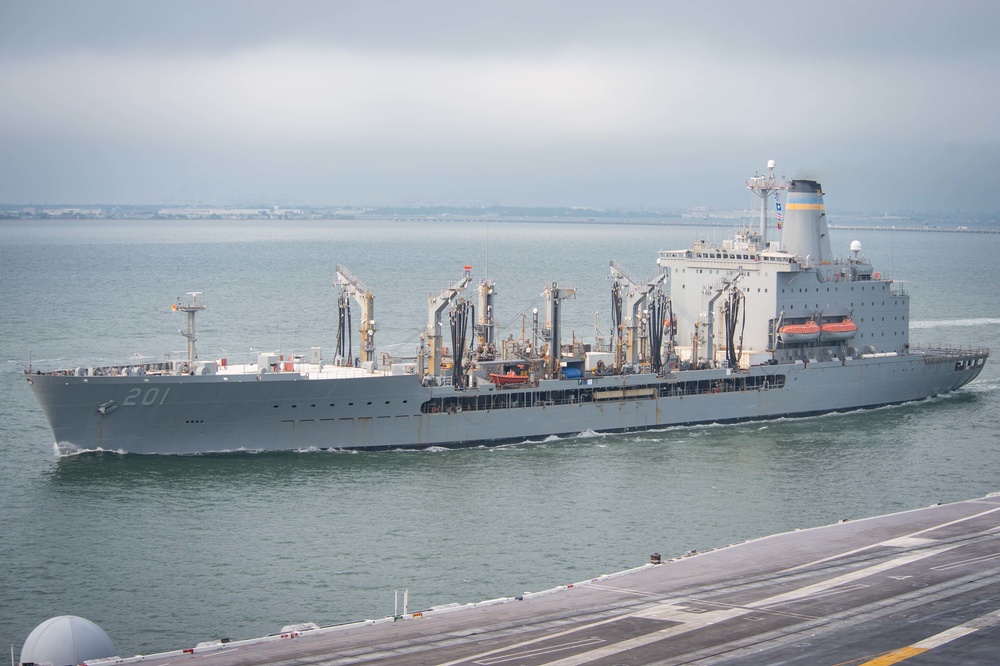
(778, 321, 821, 344)
(490, 372, 529, 385)
(821, 318, 858, 341)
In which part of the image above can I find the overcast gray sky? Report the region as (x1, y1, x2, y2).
(1, 1, 998, 212)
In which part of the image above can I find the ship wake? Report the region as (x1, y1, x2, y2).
(910, 317, 1000, 329)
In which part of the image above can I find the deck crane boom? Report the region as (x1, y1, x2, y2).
(335, 265, 377, 365)
(696, 268, 744, 367)
(423, 269, 472, 378)
(474, 279, 497, 357)
(609, 261, 668, 369)
(542, 282, 576, 378)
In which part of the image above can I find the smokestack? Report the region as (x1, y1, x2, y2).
(782, 180, 832, 265)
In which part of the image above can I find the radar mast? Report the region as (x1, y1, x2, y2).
(172, 291, 205, 363)
(745, 159, 789, 251)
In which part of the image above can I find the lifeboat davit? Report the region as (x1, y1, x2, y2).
(821, 318, 858, 341)
(778, 321, 821, 344)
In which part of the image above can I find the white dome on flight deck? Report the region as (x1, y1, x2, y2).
(19, 616, 116, 666)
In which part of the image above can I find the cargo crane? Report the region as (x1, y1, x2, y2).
(609, 261, 668, 370)
(422, 267, 472, 379)
(542, 282, 576, 378)
(474, 279, 497, 359)
(694, 269, 744, 368)
(335, 265, 377, 366)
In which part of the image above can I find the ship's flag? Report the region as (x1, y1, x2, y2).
(775, 193, 783, 229)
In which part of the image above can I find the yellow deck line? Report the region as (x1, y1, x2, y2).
(858, 608, 1000, 664)
(860, 646, 927, 665)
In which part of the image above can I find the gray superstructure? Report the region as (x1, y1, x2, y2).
(24, 164, 989, 455)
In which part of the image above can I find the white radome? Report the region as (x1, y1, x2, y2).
(19, 616, 116, 666)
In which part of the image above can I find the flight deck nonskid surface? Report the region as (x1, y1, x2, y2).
(103, 494, 1000, 665)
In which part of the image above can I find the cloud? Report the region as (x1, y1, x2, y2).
(1, 1, 999, 210)
(2, 0, 997, 62)
(5, 44, 996, 145)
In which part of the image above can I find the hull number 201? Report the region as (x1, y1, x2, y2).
(124, 386, 171, 407)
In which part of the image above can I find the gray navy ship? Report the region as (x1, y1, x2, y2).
(25, 163, 989, 454)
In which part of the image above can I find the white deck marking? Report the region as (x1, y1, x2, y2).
(880, 536, 938, 548)
(858, 608, 1000, 664)
(750, 545, 957, 609)
(433, 615, 626, 666)
(473, 637, 606, 665)
(930, 551, 1000, 571)
(588, 583, 662, 598)
(757, 583, 868, 610)
(783, 504, 1000, 572)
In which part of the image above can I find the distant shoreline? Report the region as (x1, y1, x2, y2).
(828, 224, 1000, 234)
(1, 214, 997, 233)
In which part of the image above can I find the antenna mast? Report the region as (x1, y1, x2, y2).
(745, 159, 789, 251)
(173, 291, 206, 363)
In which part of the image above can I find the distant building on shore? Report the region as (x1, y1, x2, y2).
(156, 204, 305, 219)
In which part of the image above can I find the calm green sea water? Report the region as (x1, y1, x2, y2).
(2, 218, 998, 655)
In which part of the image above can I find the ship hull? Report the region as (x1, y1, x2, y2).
(26, 348, 988, 455)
